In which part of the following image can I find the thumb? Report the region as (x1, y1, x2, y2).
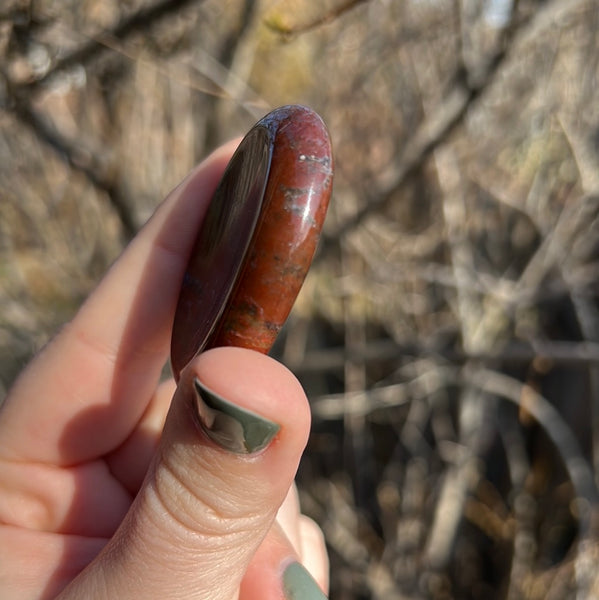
(59, 347, 314, 600)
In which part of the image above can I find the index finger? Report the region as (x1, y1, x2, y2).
(0, 140, 238, 466)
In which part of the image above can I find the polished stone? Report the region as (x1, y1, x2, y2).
(171, 105, 333, 379)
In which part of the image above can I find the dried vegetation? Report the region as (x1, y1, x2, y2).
(2, 0, 599, 598)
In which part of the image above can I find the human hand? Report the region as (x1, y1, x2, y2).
(0, 141, 328, 600)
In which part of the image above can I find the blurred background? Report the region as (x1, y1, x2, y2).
(2, 0, 599, 598)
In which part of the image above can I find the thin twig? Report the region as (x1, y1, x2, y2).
(289, 338, 599, 376)
(22, 0, 203, 92)
(467, 366, 599, 597)
(317, 0, 588, 258)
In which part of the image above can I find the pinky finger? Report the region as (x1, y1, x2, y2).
(298, 515, 329, 595)
(240, 522, 328, 600)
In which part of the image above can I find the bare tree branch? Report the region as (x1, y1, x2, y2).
(265, 0, 370, 36)
(22, 0, 204, 92)
(317, 0, 588, 258)
(2, 71, 138, 239)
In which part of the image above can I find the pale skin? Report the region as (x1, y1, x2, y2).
(0, 140, 329, 599)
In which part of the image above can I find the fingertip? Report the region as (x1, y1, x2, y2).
(277, 489, 329, 594)
(150, 138, 242, 256)
(151, 347, 312, 524)
(277, 485, 302, 552)
(185, 347, 312, 455)
(241, 522, 329, 600)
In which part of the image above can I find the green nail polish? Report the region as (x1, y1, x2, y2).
(283, 562, 328, 600)
(193, 377, 280, 454)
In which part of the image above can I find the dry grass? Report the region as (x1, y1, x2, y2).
(2, 0, 599, 597)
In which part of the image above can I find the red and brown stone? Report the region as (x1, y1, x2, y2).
(170, 105, 333, 379)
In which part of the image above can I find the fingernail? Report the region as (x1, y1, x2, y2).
(283, 562, 328, 600)
(193, 377, 280, 454)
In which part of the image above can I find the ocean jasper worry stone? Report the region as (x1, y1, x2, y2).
(170, 105, 333, 379)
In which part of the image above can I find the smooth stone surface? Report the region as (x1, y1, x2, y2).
(171, 105, 333, 379)
(170, 127, 271, 378)
(207, 106, 333, 352)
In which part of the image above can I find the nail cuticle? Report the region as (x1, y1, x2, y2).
(192, 377, 280, 454)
